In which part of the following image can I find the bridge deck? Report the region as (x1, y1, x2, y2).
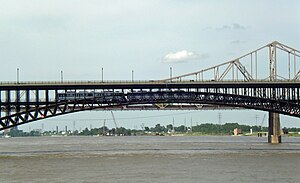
(1, 80, 300, 90)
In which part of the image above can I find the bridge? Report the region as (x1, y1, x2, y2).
(0, 41, 299, 143)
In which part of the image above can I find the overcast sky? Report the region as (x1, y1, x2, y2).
(1, 0, 300, 131)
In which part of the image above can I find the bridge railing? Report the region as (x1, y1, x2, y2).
(1, 79, 300, 86)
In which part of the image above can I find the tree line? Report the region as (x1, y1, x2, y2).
(5, 122, 300, 137)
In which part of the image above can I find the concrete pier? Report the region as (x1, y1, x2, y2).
(268, 112, 281, 143)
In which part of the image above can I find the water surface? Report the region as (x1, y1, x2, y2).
(0, 136, 299, 183)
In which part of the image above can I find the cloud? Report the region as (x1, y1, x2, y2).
(162, 50, 207, 63)
(216, 23, 247, 31)
(216, 25, 231, 31)
(232, 23, 246, 30)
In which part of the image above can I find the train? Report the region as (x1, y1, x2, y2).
(56, 90, 194, 103)
(56, 91, 126, 102)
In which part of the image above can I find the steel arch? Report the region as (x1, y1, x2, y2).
(0, 91, 299, 130)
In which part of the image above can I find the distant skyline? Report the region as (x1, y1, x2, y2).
(0, 0, 300, 130)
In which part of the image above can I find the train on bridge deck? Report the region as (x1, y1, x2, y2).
(56, 90, 195, 103)
(56, 91, 126, 102)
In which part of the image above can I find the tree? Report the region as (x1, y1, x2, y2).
(153, 124, 166, 133)
(80, 128, 92, 136)
(144, 126, 150, 132)
(175, 125, 186, 132)
(166, 124, 173, 131)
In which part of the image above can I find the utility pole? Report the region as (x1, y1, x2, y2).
(73, 121, 76, 132)
(172, 117, 175, 133)
(255, 114, 258, 126)
(103, 119, 106, 135)
(218, 112, 221, 134)
(190, 117, 193, 132)
(41, 123, 44, 133)
(184, 117, 187, 132)
(141, 123, 145, 131)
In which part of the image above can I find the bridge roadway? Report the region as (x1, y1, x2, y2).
(1, 80, 300, 89)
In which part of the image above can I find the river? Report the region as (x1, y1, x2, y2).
(0, 136, 299, 183)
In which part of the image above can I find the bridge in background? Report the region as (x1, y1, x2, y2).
(0, 41, 299, 143)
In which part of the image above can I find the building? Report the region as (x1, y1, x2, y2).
(233, 128, 242, 136)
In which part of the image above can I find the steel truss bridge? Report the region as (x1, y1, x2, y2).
(0, 41, 299, 143)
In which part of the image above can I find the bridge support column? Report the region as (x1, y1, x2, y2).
(268, 112, 281, 144)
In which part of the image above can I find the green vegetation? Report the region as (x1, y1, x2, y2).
(4, 123, 300, 137)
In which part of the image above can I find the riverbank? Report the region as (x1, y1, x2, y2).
(4, 122, 300, 138)
(2, 132, 300, 138)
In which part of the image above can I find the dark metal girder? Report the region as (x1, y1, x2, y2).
(1, 91, 300, 131)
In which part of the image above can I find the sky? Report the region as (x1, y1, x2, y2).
(0, 0, 300, 131)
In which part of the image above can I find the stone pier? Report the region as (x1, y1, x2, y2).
(268, 112, 281, 143)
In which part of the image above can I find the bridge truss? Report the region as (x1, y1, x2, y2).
(162, 41, 300, 82)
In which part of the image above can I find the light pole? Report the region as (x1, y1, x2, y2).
(131, 70, 134, 82)
(60, 70, 63, 82)
(16, 68, 20, 84)
(170, 67, 173, 82)
(101, 67, 104, 82)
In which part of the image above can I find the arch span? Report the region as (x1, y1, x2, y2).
(1, 91, 299, 130)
